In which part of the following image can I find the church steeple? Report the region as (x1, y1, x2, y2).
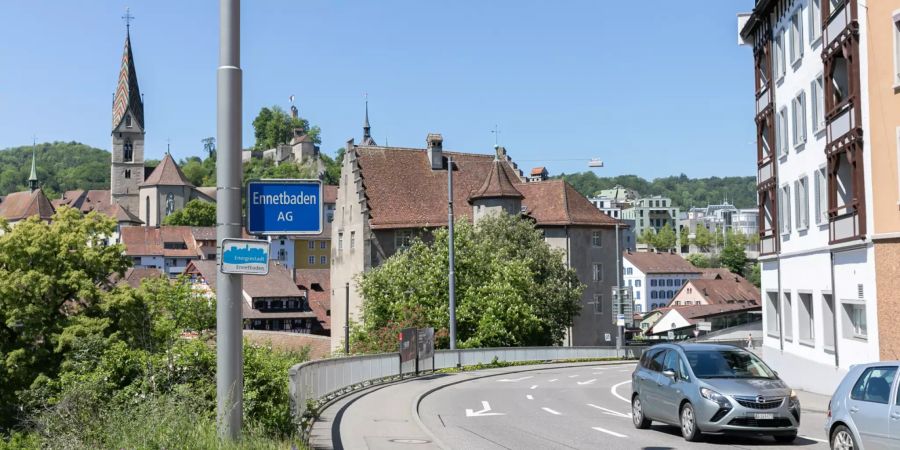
(361, 97, 376, 146)
(112, 13, 144, 132)
(28, 142, 38, 192)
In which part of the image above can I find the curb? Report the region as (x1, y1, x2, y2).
(411, 360, 639, 450)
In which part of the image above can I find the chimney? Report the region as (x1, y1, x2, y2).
(426, 133, 443, 170)
(290, 105, 299, 119)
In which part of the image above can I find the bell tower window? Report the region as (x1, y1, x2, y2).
(123, 139, 133, 162)
(124, 169, 131, 179)
(125, 114, 132, 128)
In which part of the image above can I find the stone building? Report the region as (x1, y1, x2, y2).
(330, 128, 626, 350)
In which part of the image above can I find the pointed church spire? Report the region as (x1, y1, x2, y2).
(112, 10, 144, 132)
(361, 95, 376, 146)
(29, 140, 38, 192)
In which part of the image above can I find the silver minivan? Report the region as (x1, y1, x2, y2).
(825, 361, 900, 449)
(631, 343, 800, 443)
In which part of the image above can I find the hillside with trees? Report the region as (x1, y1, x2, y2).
(0, 142, 110, 198)
(557, 172, 757, 209)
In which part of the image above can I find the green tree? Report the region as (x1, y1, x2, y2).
(679, 226, 690, 250)
(321, 148, 345, 185)
(692, 225, 714, 252)
(0, 142, 110, 198)
(720, 239, 748, 275)
(745, 262, 761, 288)
(251, 106, 321, 150)
(162, 199, 216, 227)
(637, 228, 657, 249)
(653, 224, 677, 251)
(353, 214, 583, 351)
(685, 253, 711, 268)
(556, 172, 757, 209)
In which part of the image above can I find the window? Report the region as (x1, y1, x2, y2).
(308, 240, 315, 249)
(648, 350, 667, 372)
(815, 167, 828, 224)
(766, 292, 780, 336)
(123, 138, 133, 162)
(308, 256, 315, 265)
(823, 293, 836, 349)
(851, 367, 897, 404)
(777, 107, 789, 157)
(125, 114, 132, 128)
(625, 268, 633, 275)
(775, 32, 786, 80)
(780, 184, 792, 234)
(635, 279, 641, 287)
(663, 351, 689, 382)
(277, 248, 287, 261)
(795, 177, 809, 231)
(124, 169, 131, 179)
(790, 11, 803, 64)
(651, 291, 658, 300)
(811, 75, 825, 134)
(592, 231, 602, 247)
(635, 291, 640, 300)
(350, 231, 355, 250)
(783, 292, 793, 341)
(338, 233, 343, 251)
(799, 293, 815, 342)
(320, 256, 327, 265)
(844, 303, 868, 338)
(792, 91, 807, 146)
(320, 240, 327, 249)
(810, 0, 822, 44)
(592, 263, 603, 282)
(650, 279, 657, 287)
(395, 230, 413, 250)
(591, 294, 603, 315)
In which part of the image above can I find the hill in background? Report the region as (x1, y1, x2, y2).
(0, 142, 110, 199)
(557, 172, 757, 209)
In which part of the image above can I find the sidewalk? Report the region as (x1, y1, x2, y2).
(796, 389, 831, 414)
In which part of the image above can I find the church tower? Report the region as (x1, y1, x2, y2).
(110, 18, 145, 214)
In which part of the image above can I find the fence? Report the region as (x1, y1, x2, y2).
(288, 346, 643, 421)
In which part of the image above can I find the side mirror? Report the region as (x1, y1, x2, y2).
(662, 369, 676, 380)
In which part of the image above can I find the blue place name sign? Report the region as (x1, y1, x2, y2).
(246, 179, 323, 235)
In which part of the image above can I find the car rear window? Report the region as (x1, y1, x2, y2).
(851, 366, 897, 404)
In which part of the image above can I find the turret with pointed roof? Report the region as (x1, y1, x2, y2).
(469, 150, 523, 223)
(28, 145, 38, 192)
(110, 23, 145, 214)
(112, 29, 144, 131)
(361, 100, 376, 146)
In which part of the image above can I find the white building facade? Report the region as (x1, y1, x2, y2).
(622, 252, 702, 313)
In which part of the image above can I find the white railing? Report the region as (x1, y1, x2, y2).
(830, 211, 859, 241)
(827, 104, 855, 142)
(758, 159, 774, 185)
(825, 2, 849, 47)
(756, 87, 770, 116)
(288, 346, 643, 421)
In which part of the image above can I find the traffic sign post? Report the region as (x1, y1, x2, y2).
(220, 239, 269, 275)
(247, 179, 323, 235)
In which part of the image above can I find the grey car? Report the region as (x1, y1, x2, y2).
(631, 343, 800, 443)
(825, 361, 900, 450)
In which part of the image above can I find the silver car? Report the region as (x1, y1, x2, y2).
(825, 361, 900, 449)
(631, 343, 800, 443)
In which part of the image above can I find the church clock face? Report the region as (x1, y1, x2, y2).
(165, 193, 175, 216)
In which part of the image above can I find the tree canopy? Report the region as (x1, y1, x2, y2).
(636, 224, 677, 251)
(0, 142, 110, 198)
(251, 105, 321, 150)
(352, 214, 584, 352)
(556, 172, 756, 209)
(162, 199, 216, 227)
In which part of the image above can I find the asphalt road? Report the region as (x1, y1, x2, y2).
(417, 363, 831, 450)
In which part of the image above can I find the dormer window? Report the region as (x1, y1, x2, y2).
(123, 138, 133, 162)
(125, 114, 132, 128)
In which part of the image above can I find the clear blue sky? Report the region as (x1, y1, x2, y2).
(0, 0, 755, 178)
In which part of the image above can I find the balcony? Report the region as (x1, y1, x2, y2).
(824, 1, 854, 49)
(826, 102, 858, 146)
(758, 158, 775, 187)
(760, 228, 778, 256)
(829, 210, 860, 243)
(756, 87, 771, 117)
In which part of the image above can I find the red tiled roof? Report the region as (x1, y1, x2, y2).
(142, 154, 193, 187)
(675, 303, 760, 320)
(295, 268, 331, 331)
(700, 268, 735, 279)
(469, 159, 523, 202)
(323, 185, 338, 205)
(355, 147, 620, 229)
(118, 267, 165, 289)
(530, 166, 547, 176)
(0, 189, 55, 221)
(623, 251, 701, 275)
(121, 226, 201, 257)
(51, 189, 142, 224)
(678, 277, 760, 306)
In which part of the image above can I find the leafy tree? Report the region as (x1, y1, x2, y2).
(745, 262, 761, 288)
(679, 226, 690, 251)
(353, 214, 583, 351)
(321, 147, 345, 185)
(637, 228, 656, 249)
(251, 106, 321, 150)
(0, 142, 110, 198)
(720, 239, 748, 275)
(653, 224, 677, 251)
(691, 225, 714, 252)
(685, 253, 711, 268)
(556, 172, 756, 209)
(162, 199, 217, 227)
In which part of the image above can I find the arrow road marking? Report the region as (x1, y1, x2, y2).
(541, 407, 562, 415)
(577, 379, 597, 385)
(466, 401, 505, 417)
(496, 376, 533, 383)
(530, 385, 538, 390)
(611, 380, 632, 404)
(526, 394, 533, 400)
(587, 404, 631, 418)
(592, 426, 627, 438)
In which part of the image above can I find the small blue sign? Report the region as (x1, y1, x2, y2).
(247, 179, 323, 235)
(221, 239, 269, 275)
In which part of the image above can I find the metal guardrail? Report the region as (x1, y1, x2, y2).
(288, 346, 643, 422)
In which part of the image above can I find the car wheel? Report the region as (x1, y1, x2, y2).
(632, 395, 651, 429)
(680, 402, 702, 442)
(831, 425, 857, 450)
(774, 433, 797, 444)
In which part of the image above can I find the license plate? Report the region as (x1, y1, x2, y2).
(754, 413, 774, 420)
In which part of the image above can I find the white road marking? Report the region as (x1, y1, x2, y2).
(800, 435, 829, 443)
(577, 379, 597, 385)
(548, 379, 559, 382)
(568, 375, 579, 378)
(496, 376, 533, 383)
(611, 380, 632, 404)
(587, 403, 631, 418)
(541, 407, 562, 415)
(530, 385, 538, 390)
(526, 394, 533, 400)
(465, 401, 505, 417)
(617, 369, 631, 372)
(592, 426, 627, 438)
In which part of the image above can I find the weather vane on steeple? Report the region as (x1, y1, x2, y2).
(491, 124, 501, 147)
(122, 7, 134, 32)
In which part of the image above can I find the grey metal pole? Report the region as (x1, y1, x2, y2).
(448, 157, 457, 350)
(615, 223, 622, 351)
(216, 0, 242, 440)
(344, 282, 350, 354)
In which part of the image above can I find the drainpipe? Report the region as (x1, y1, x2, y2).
(565, 225, 571, 347)
(777, 255, 783, 352)
(830, 250, 839, 368)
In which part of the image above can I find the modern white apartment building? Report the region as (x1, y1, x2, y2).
(622, 251, 702, 313)
(741, 0, 900, 394)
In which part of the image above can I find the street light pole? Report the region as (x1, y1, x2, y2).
(615, 222, 622, 351)
(216, 0, 242, 440)
(344, 282, 350, 354)
(448, 157, 457, 350)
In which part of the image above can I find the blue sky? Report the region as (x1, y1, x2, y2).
(0, 1, 755, 178)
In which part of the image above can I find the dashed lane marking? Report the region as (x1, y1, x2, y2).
(611, 380, 632, 404)
(577, 379, 597, 385)
(549, 379, 559, 382)
(530, 385, 538, 390)
(541, 407, 562, 415)
(586, 403, 631, 418)
(568, 375, 579, 378)
(526, 395, 534, 400)
(592, 426, 627, 438)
